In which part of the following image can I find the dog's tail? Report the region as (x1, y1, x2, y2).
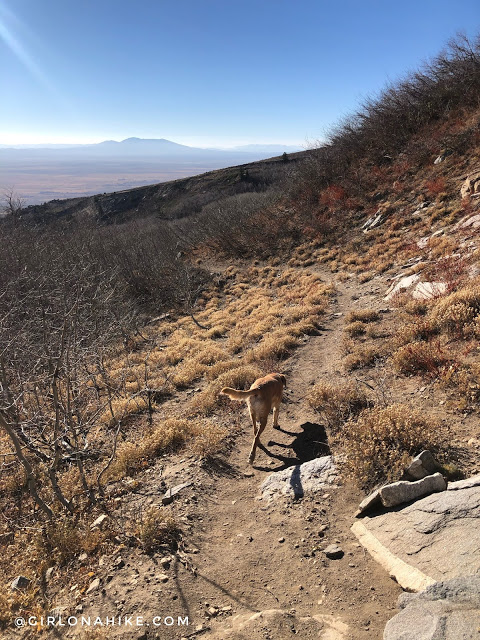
(220, 387, 258, 401)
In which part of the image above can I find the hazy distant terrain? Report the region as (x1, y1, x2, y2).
(0, 138, 302, 205)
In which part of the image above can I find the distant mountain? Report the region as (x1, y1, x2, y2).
(0, 138, 303, 155)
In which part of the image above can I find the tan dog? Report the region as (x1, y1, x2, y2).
(220, 373, 286, 464)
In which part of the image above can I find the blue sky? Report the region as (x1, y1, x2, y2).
(1, 0, 479, 147)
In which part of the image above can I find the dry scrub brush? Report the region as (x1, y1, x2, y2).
(336, 404, 446, 489)
(307, 381, 371, 432)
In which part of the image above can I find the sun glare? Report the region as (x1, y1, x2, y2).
(0, 2, 56, 93)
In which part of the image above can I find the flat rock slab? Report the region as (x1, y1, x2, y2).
(259, 456, 338, 501)
(206, 608, 348, 640)
(352, 479, 480, 591)
(384, 576, 480, 640)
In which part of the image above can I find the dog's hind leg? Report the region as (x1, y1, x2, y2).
(248, 415, 267, 465)
(249, 406, 258, 435)
(272, 402, 280, 429)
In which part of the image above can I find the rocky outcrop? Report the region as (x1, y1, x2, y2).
(385, 275, 447, 301)
(352, 475, 480, 592)
(454, 212, 480, 231)
(259, 456, 338, 501)
(363, 211, 385, 232)
(460, 172, 480, 199)
(384, 576, 480, 640)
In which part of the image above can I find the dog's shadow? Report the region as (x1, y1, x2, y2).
(255, 421, 330, 472)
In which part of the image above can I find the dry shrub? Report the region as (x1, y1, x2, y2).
(307, 381, 371, 432)
(36, 518, 110, 565)
(391, 318, 439, 348)
(392, 341, 450, 375)
(99, 395, 149, 428)
(344, 320, 367, 337)
(107, 418, 197, 479)
(358, 270, 375, 283)
(440, 362, 480, 410)
(402, 299, 428, 316)
(137, 507, 179, 552)
(190, 420, 228, 458)
(343, 344, 383, 371)
(338, 404, 445, 488)
(430, 284, 480, 336)
(245, 330, 298, 363)
(346, 309, 380, 323)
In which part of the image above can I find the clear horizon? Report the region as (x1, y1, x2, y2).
(1, 0, 479, 150)
(0, 134, 306, 148)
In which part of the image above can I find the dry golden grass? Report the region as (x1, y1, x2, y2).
(344, 320, 367, 337)
(337, 404, 446, 488)
(343, 344, 384, 371)
(346, 309, 380, 323)
(106, 418, 199, 479)
(307, 381, 371, 432)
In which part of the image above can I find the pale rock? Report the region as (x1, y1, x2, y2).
(90, 514, 108, 530)
(86, 578, 100, 594)
(380, 473, 446, 508)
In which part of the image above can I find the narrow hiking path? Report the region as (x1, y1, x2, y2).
(69, 269, 403, 640)
(164, 270, 402, 639)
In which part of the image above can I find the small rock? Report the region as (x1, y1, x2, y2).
(160, 556, 171, 567)
(75, 604, 83, 613)
(355, 488, 382, 517)
(405, 450, 440, 480)
(278, 537, 285, 543)
(162, 481, 192, 505)
(113, 556, 125, 569)
(11, 576, 30, 590)
(90, 514, 108, 530)
(324, 544, 344, 560)
(86, 578, 101, 594)
(208, 606, 218, 617)
(45, 567, 54, 582)
(221, 606, 232, 612)
(78, 552, 88, 563)
(158, 573, 169, 583)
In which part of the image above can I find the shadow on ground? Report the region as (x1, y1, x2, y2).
(255, 421, 330, 472)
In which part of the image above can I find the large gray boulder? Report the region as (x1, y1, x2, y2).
(259, 456, 338, 501)
(352, 477, 480, 592)
(384, 576, 480, 640)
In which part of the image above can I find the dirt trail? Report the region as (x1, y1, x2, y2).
(162, 271, 401, 639)
(75, 271, 402, 640)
